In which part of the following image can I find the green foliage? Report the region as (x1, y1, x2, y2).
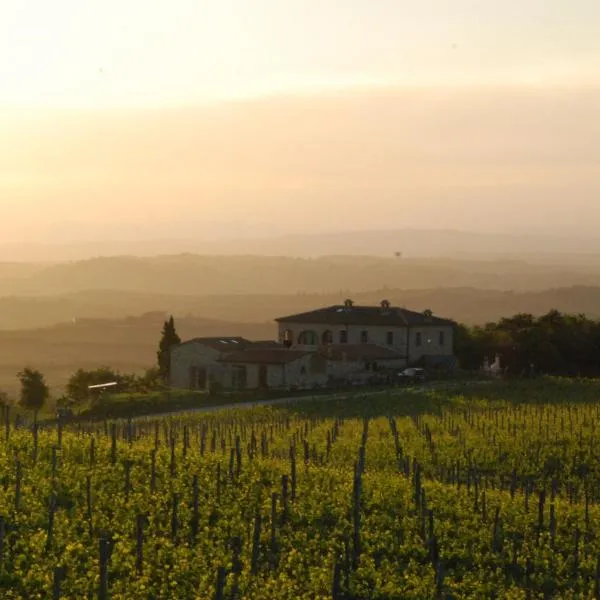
(2, 380, 600, 597)
(16, 367, 49, 412)
(456, 309, 600, 376)
(66, 366, 127, 403)
(157, 315, 181, 381)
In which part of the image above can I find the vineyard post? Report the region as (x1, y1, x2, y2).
(171, 493, 179, 543)
(169, 436, 176, 478)
(90, 437, 95, 468)
(32, 423, 39, 463)
(492, 507, 501, 553)
(191, 475, 199, 544)
(57, 418, 63, 448)
(86, 476, 93, 537)
(251, 511, 262, 574)
(136, 514, 145, 575)
(52, 446, 58, 479)
(15, 460, 22, 512)
(290, 447, 297, 502)
(352, 468, 362, 570)
(331, 561, 342, 599)
(214, 566, 227, 600)
(53, 566, 66, 600)
(537, 490, 546, 538)
(124, 460, 131, 500)
(150, 449, 156, 494)
(574, 527, 580, 580)
(235, 435, 242, 478)
(228, 448, 235, 482)
(216, 463, 221, 504)
(281, 475, 289, 525)
(270, 492, 278, 556)
(230, 536, 242, 599)
(99, 537, 110, 600)
(45, 495, 57, 554)
(0, 516, 4, 570)
(110, 424, 117, 465)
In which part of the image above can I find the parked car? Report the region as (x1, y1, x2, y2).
(397, 368, 428, 383)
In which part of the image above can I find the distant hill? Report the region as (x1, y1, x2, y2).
(0, 254, 600, 300)
(2, 286, 600, 331)
(4, 229, 600, 262)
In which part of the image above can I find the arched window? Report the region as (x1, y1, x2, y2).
(282, 329, 294, 348)
(322, 330, 333, 345)
(298, 330, 318, 345)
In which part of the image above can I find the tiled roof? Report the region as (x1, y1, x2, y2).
(219, 349, 310, 365)
(176, 337, 250, 351)
(275, 304, 454, 327)
(248, 340, 284, 348)
(320, 344, 406, 362)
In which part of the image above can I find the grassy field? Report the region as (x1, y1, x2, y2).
(2, 378, 600, 598)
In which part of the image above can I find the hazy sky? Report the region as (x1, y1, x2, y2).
(2, 0, 600, 107)
(1, 1, 600, 243)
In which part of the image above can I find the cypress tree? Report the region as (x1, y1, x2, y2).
(157, 316, 181, 382)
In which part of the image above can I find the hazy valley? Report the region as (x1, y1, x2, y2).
(2, 250, 600, 395)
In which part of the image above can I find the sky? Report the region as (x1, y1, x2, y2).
(1, 0, 600, 243)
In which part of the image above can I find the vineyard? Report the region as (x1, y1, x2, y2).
(2, 379, 600, 598)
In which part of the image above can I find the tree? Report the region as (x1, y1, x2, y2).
(66, 366, 125, 404)
(17, 368, 49, 415)
(157, 315, 181, 382)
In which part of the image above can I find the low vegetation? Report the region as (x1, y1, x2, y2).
(1, 379, 600, 597)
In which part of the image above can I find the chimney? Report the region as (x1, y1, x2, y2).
(380, 299, 391, 313)
(344, 298, 354, 309)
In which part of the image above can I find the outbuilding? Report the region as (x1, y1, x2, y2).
(219, 348, 328, 390)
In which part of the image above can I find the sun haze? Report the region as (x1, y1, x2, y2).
(1, 0, 600, 243)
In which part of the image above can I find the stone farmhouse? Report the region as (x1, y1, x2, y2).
(170, 300, 455, 391)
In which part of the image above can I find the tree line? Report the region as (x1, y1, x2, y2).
(455, 309, 600, 377)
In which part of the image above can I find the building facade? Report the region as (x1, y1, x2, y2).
(219, 349, 328, 390)
(170, 301, 456, 391)
(276, 299, 454, 366)
(170, 337, 251, 390)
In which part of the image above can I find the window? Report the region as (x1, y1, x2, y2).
(298, 330, 318, 345)
(386, 331, 394, 346)
(322, 330, 333, 345)
(439, 331, 445, 346)
(339, 330, 348, 344)
(360, 330, 369, 344)
(415, 332, 422, 347)
(282, 329, 294, 347)
(197, 368, 207, 389)
(231, 365, 247, 390)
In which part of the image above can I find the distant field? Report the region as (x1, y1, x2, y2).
(0, 314, 274, 397)
(3, 378, 600, 598)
